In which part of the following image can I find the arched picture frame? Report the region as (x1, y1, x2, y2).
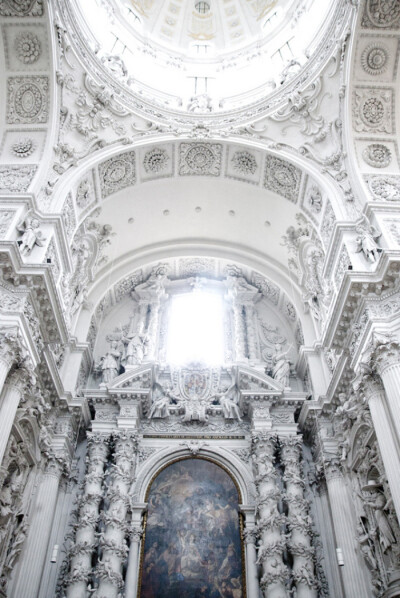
(138, 457, 246, 598)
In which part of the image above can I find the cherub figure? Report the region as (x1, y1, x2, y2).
(17, 212, 46, 254)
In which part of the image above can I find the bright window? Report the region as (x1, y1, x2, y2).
(166, 291, 224, 365)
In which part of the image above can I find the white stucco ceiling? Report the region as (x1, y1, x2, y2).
(93, 176, 300, 274)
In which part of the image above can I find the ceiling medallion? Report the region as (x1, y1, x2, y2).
(11, 137, 36, 158)
(179, 143, 222, 176)
(361, 44, 389, 76)
(365, 0, 400, 28)
(143, 148, 169, 174)
(14, 32, 41, 64)
(362, 144, 392, 168)
(361, 97, 385, 126)
(264, 156, 301, 203)
(231, 151, 257, 176)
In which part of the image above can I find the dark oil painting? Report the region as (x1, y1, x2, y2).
(140, 458, 244, 598)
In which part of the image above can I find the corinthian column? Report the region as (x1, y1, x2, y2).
(232, 301, 247, 362)
(65, 433, 109, 598)
(125, 503, 147, 598)
(96, 431, 137, 598)
(359, 375, 400, 521)
(11, 455, 66, 598)
(372, 340, 400, 444)
(281, 436, 318, 598)
(240, 506, 259, 598)
(252, 432, 286, 598)
(0, 329, 21, 395)
(0, 367, 33, 465)
(324, 460, 370, 598)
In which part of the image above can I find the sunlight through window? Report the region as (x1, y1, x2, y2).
(166, 292, 225, 365)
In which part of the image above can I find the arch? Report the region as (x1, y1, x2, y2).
(133, 446, 255, 506)
(136, 454, 248, 598)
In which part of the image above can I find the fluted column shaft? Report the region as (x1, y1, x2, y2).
(0, 328, 22, 397)
(96, 432, 137, 598)
(125, 509, 146, 598)
(233, 301, 246, 361)
(375, 347, 400, 447)
(252, 434, 286, 598)
(11, 457, 64, 598)
(325, 462, 370, 598)
(362, 378, 400, 521)
(146, 300, 161, 361)
(281, 437, 317, 598)
(65, 434, 109, 598)
(244, 303, 258, 362)
(0, 370, 28, 466)
(241, 507, 259, 598)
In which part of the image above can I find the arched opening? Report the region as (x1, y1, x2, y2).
(139, 457, 245, 598)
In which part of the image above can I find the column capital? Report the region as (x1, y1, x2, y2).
(243, 527, 258, 545)
(129, 525, 143, 543)
(324, 458, 343, 481)
(251, 431, 277, 454)
(280, 435, 303, 460)
(371, 338, 400, 376)
(45, 452, 68, 478)
(6, 363, 35, 394)
(354, 370, 385, 402)
(0, 327, 23, 366)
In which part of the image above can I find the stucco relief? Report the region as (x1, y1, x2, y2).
(7, 76, 49, 125)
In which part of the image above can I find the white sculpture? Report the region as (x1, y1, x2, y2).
(99, 340, 121, 384)
(271, 343, 292, 387)
(122, 326, 148, 366)
(148, 382, 173, 419)
(355, 215, 382, 263)
(214, 382, 242, 421)
(361, 491, 396, 552)
(16, 212, 46, 254)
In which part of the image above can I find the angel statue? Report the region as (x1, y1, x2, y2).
(213, 380, 242, 421)
(355, 215, 382, 263)
(271, 343, 292, 388)
(17, 212, 46, 255)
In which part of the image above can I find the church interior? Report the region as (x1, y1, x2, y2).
(1, 0, 400, 596)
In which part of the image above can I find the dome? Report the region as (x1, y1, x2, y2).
(74, 0, 334, 114)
